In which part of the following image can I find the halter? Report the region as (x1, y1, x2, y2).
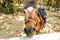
(25, 19, 36, 25)
(25, 19, 37, 30)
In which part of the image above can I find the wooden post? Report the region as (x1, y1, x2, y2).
(39, 0, 43, 8)
(13, 0, 18, 16)
(54, 0, 59, 12)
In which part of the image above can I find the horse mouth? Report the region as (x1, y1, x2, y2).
(26, 34, 33, 38)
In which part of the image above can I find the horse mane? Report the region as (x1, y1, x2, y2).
(24, 1, 37, 9)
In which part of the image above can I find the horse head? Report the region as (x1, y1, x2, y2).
(24, 7, 43, 37)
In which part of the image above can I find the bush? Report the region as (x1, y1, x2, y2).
(17, 6, 24, 12)
(4, 4, 14, 14)
(8, 4, 14, 13)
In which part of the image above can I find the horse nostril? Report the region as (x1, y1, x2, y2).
(24, 28, 27, 34)
(24, 27, 30, 34)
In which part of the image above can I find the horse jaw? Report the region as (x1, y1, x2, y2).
(27, 7, 34, 12)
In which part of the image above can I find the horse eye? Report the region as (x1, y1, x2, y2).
(23, 11, 25, 13)
(36, 11, 37, 13)
(33, 28, 35, 30)
(36, 11, 38, 13)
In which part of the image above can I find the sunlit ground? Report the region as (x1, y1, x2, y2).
(0, 11, 60, 39)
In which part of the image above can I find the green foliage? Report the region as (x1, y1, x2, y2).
(4, 8, 10, 14)
(17, 6, 24, 12)
(4, 4, 14, 14)
(3, 0, 14, 14)
(5, 0, 13, 4)
(59, 2, 60, 8)
(8, 4, 14, 13)
(0, 9, 3, 13)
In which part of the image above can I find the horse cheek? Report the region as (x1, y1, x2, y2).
(36, 21, 41, 34)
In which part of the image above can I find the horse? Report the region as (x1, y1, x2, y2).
(24, 7, 44, 37)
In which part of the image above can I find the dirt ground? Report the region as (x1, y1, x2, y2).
(0, 11, 60, 38)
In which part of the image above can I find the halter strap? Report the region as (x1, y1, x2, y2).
(25, 19, 36, 25)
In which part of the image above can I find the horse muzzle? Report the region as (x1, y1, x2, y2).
(24, 26, 36, 37)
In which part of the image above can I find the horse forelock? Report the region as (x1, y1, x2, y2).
(27, 7, 34, 12)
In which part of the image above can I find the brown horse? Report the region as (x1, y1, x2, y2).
(24, 7, 43, 37)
